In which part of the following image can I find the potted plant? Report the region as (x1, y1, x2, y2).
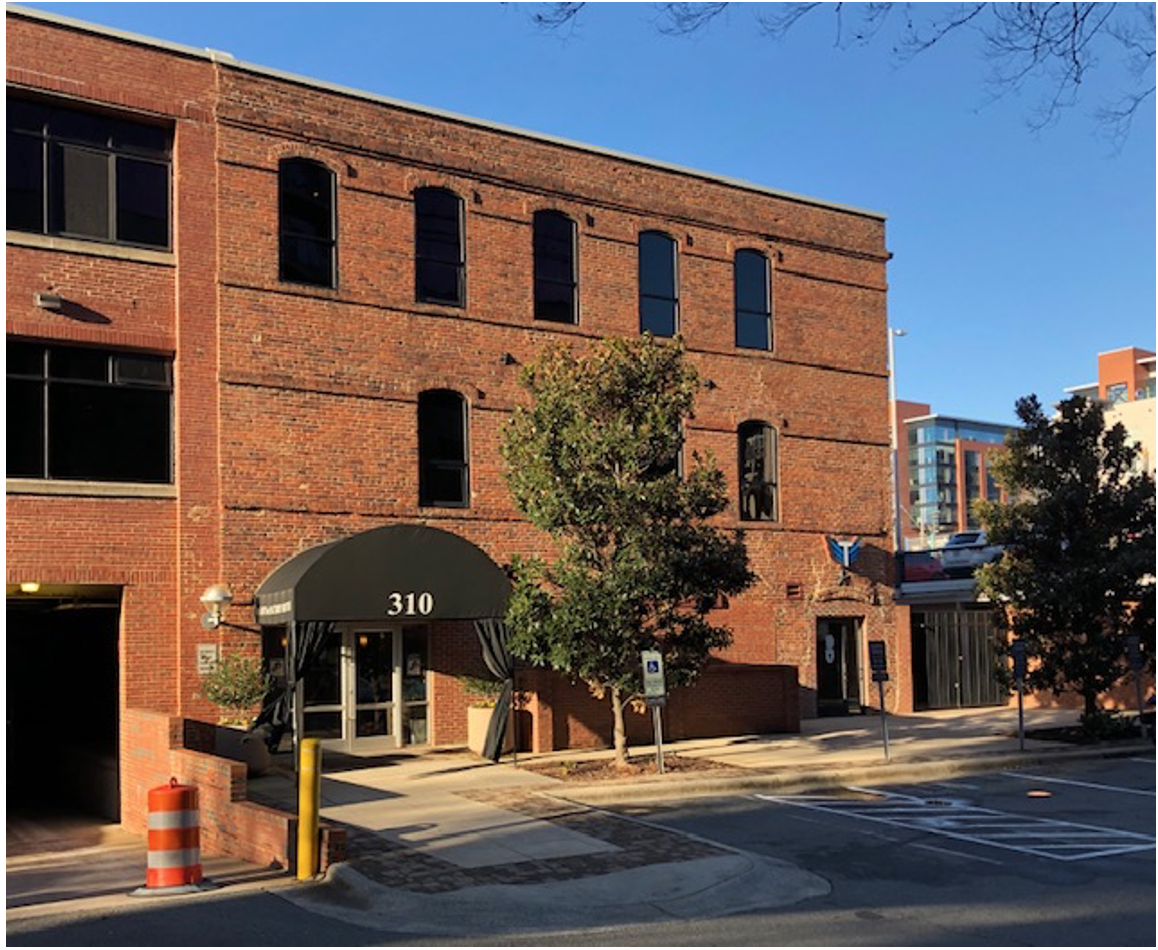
(461, 675, 511, 756)
(199, 652, 274, 774)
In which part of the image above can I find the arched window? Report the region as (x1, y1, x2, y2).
(279, 158, 336, 287)
(418, 390, 469, 507)
(739, 421, 778, 521)
(533, 210, 577, 323)
(415, 187, 464, 306)
(735, 249, 771, 350)
(639, 230, 678, 337)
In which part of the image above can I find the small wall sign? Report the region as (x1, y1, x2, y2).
(196, 643, 220, 675)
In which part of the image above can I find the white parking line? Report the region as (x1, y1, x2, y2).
(1130, 758, 1155, 764)
(755, 788, 1157, 862)
(1001, 772, 1156, 797)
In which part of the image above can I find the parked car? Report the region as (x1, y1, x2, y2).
(940, 531, 1003, 575)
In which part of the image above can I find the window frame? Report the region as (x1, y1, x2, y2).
(6, 96, 172, 250)
(6, 340, 174, 485)
(414, 187, 465, 307)
(417, 389, 470, 508)
(532, 209, 578, 324)
(638, 230, 679, 337)
(738, 420, 779, 522)
(278, 157, 338, 289)
(734, 248, 772, 351)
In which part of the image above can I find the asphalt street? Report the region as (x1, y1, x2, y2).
(7, 757, 1155, 946)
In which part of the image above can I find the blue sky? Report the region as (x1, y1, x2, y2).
(20, 2, 1156, 424)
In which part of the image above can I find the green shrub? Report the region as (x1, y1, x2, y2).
(459, 675, 504, 707)
(200, 652, 271, 724)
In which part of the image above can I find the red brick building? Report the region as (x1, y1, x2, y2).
(6, 6, 904, 824)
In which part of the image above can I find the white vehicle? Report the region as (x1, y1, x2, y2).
(940, 531, 1003, 574)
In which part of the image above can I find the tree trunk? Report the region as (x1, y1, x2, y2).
(1083, 690, 1099, 720)
(610, 686, 630, 769)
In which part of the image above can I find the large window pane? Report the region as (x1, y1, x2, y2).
(6, 132, 43, 232)
(735, 249, 771, 350)
(739, 421, 778, 521)
(116, 157, 169, 247)
(415, 188, 464, 305)
(534, 211, 576, 323)
(641, 295, 677, 337)
(639, 231, 677, 337)
(7, 96, 171, 248)
(6, 341, 172, 484)
(279, 158, 336, 287)
(418, 390, 468, 506)
(7, 378, 45, 478)
(55, 144, 110, 240)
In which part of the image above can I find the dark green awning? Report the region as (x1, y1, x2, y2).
(253, 524, 510, 624)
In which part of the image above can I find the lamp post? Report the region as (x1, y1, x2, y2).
(888, 328, 907, 558)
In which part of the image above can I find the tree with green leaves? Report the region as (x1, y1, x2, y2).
(976, 394, 1155, 727)
(501, 335, 755, 767)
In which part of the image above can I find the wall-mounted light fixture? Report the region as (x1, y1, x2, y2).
(35, 292, 63, 311)
(200, 583, 234, 630)
(19, 581, 41, 594)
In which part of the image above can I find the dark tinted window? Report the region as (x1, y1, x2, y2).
(739, 421, 778, 521)
(418, 390, 469, 507)
(533, 210, 577, 323)
(415, 188, 464, 306)
(6, 341, 172, 483)
(6, 96, 170, 248)
(279, 159, 336, 287)
(639, 231, 677, 337)
(735, 249, 771, 350)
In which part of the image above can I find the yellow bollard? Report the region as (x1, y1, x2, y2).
(296, 738, 321, 880)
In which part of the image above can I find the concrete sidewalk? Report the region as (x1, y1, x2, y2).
(8, 706, 1152, 937)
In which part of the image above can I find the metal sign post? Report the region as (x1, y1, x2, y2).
(1011, 640, 1027, 752)
(868, 640, 890, 762)
(1126, 633, 1148, 741)
(641, 650, 666, 775)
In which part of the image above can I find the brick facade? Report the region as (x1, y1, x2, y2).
(6, 8, 903, 840)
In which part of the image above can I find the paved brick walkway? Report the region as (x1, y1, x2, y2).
(338, 789, 728, 894)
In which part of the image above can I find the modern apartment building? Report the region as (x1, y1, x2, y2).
(893, 400, 1012, 552)
(6, 5, 903, 831)
(1065, 346, 1156, 476)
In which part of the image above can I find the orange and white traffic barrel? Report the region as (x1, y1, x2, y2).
(132, 778, 209, 895)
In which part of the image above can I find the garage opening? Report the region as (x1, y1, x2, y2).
(6, 586, 121, 822)
(912, 605, 1007, 710)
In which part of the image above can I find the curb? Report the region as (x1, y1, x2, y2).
(547, 742, 1155, 805)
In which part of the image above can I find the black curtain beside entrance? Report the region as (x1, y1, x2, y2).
(251, 619, 336, 751)
(474, 617, 514, 762)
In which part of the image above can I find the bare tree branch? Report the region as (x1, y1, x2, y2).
(527, 2, 1156, 141)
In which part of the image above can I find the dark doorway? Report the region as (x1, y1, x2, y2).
(7, 595, 120, 820)
(817, 617, 862, 715)
(912, 606, 1006, 710)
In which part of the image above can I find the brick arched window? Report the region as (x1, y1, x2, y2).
(639, 230, 678, 337)
(735, 249, 771, 350)
(533, 210, 577, 323)
(418, 390, 469, 507)
(739, 420, 778, 521)
(415, 187, 464, 306)
(279, 158, 336, 287)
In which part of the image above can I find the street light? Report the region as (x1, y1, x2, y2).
(888, 328, 907, 556)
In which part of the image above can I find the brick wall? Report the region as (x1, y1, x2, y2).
(7, 4, 903, 781)
(122, 708, 345, 871)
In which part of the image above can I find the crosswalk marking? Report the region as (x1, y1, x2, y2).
(756, 787, 1156, 862)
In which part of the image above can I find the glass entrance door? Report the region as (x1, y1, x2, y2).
(353, 631, 394, 748)
(299, 625, 429, 751)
